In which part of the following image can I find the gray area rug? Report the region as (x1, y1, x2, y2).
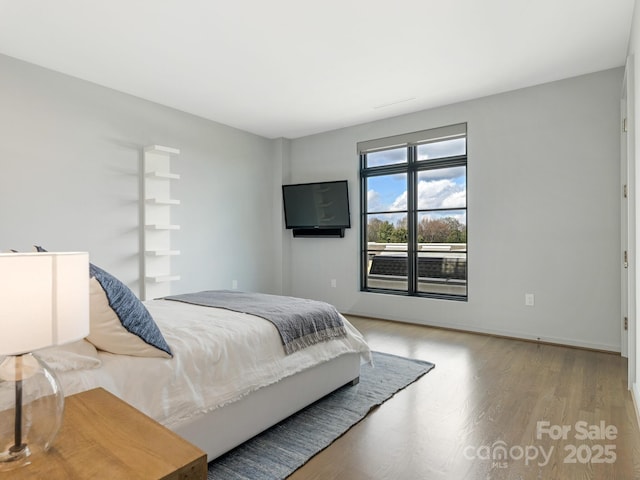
(207, 351, 435, 480)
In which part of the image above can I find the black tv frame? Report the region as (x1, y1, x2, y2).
(282, 180, 350, 238)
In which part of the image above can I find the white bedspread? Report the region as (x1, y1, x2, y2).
(54, 299, 371, 430)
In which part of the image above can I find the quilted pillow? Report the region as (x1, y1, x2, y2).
(34, 246, 172, 358)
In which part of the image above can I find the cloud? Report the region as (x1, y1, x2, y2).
(442, 190, 466, 209)
(390, 178, 465, 211)
(390, 190, 408, 210)
(417, 178, 465, 209)
(367, 189, 406, 225)
(367, 189, 382, 211)
(367, 148, 406, 167)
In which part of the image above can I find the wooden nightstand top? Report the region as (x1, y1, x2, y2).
(1, 387, 207, 480)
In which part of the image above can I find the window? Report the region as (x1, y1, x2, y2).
(359, 123, 467, 300)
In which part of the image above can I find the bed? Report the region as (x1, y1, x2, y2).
(41, 278, 371, 461)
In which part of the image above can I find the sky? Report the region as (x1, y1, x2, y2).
(365, 139, 467, 225)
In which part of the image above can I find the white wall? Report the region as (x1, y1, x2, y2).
(0, 52, 624, 353)
(0, 54, 282, 296)
(287, 68, 623, 352)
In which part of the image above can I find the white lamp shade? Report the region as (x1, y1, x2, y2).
(0, 252, 89, 355)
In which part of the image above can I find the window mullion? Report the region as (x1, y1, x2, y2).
(407, 146, 417, 294)
(360, 154, 369, 290)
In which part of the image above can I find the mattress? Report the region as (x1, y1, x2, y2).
(53, 299, 371, 429)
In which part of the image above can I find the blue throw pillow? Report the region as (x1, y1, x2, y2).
(35, 246, 172, 358)
(89, 263, 172, 358)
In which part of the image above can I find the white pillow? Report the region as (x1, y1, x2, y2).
(31, 246, 172, 359)
(36, 340, 102, 372)
(87, 276, 172, 358)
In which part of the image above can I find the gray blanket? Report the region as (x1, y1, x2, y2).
(163, 290, 347, 355)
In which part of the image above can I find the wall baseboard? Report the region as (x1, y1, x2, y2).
(633, 383, 640, 431)
(344, 310, 621, 354)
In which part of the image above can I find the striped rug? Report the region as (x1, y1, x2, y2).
(207, 351, 435, 480)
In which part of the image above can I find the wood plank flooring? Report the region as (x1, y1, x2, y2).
(289, 316, 640, 480)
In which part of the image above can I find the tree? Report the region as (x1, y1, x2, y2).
(390, 225, 408, 242)
(367, 218, 384, 242)
(369, 215, 465, 244)
(378, 221, 395, 242)
(418, 217, 466, 243)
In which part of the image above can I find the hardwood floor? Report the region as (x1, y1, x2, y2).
(289, 316, 640, 480)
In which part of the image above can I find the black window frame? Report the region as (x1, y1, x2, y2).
(359, 123, 468, 301)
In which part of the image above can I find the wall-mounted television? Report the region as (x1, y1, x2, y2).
(282, 180, 351, 237)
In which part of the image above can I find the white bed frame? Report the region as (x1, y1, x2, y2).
(173, 352, 361, 461)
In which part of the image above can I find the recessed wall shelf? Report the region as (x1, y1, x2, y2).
(145, 145, 180, 155)
(145, 171, 181, 180)
(142, 145, 180, 300)
(146, 198, 181, 206)
(146, 275, 181, 283)
(145, 224, 181, 231)
(145, 250, 181, 257)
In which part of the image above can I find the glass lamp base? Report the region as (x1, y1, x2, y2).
(0, 443, 31, 470)
(0, 353, 64, 471)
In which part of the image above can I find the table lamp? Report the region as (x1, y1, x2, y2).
(0, 252, 89, 470)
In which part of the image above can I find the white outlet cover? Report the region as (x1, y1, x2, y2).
(525, 294, 535, 306)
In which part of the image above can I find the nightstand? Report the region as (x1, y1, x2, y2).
(1, 387, 207, 480)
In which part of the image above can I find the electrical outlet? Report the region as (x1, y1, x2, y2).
(232, 280, 238, 290)
(525, 293, 535, 306)
(331, 279, 337, 288)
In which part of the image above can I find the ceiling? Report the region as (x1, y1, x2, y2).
(0, 0, 634, 139)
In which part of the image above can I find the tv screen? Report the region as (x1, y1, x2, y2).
(282, 180, 351, 230)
